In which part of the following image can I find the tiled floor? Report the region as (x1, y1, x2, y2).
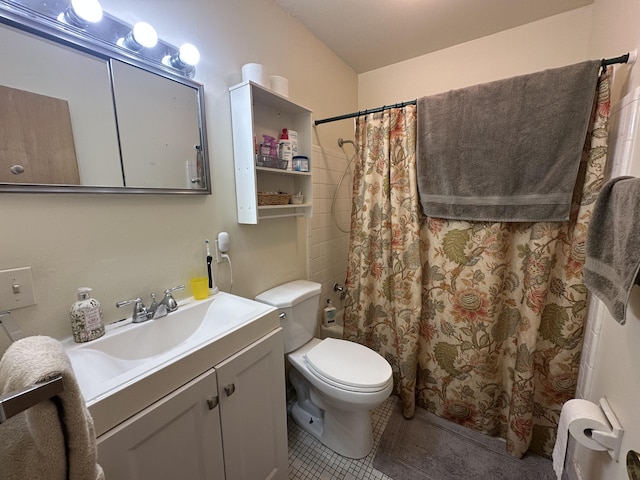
(287, 397, 396, 480)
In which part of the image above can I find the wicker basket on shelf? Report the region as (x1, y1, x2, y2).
(257, 192, 291, 206)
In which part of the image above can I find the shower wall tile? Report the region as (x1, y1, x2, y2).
(315, 196, 332, 211)
(575, 363, 594, 400)
(309, 145, 352, 318)
(312, 212, 332, 229)
(583, 329, 597, 368)
(313, 182, 330, 199)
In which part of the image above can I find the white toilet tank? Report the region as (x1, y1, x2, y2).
(255, 280, 321, 353)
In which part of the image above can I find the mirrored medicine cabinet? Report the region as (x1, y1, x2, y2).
(0, 2, 210, 194)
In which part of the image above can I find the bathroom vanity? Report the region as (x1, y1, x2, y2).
(63, 293, 288, 480)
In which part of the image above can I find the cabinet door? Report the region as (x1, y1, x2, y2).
(97, 368, 225, 480)
(216, 328, 287, 480)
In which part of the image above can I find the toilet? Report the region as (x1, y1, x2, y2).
(255, 280, 393, 459)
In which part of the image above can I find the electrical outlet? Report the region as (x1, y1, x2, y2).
(0, 267, 37, 310)
(215, 232, 230, 263)
(215, 239, 224, 263)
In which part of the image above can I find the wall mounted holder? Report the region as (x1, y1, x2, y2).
(591, 398, 624, 461)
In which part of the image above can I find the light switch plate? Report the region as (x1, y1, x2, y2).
(0, 267, 37, 310)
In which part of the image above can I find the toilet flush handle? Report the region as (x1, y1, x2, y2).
(279, 312, 286, 319)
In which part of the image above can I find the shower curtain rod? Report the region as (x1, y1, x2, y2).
(314, 53, 632, 126)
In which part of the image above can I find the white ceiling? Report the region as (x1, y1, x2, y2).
(275, 0, 594, 73)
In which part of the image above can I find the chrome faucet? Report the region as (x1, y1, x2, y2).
(116, 284, 185, 322)
(158, 284, 185, 313)
(116, 297, 151, 323)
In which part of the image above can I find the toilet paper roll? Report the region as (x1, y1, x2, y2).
(269, 75, 289, 97)
(565, 399, 610, 450)
(552, 399, 610, 479)
(242, 63, 267, 86)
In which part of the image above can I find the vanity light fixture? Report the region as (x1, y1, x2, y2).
(58, 0, 103, 28)
(118, 21, 158, 52)
(1, 0, 201, 78)
(163, 43, 200, 77)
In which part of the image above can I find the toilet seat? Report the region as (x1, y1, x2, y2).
(304, 338, 392, 393)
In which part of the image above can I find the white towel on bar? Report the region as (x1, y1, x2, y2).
(0, 335, 104, 480)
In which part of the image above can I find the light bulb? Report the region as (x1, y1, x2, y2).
(118, 22, 158, 51)
(162, 43, 200, 77)
(59, 0, 103, 27)
(132, 22, 158, 48)
(179, 44, 200, 66)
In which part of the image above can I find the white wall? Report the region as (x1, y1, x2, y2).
(357, 4, 640, 480)
(358, 7, 593, 107)
(0, 0, 357, 352)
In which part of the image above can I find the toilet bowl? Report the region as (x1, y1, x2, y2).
(256, 280, 393, 459)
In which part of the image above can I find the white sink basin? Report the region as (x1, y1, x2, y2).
(62, 292, 276, 406)
(73, 298, 211, 362)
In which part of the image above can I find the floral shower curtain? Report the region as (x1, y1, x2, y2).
(343, 105, 423, 418)
(344, 70, 611, 458)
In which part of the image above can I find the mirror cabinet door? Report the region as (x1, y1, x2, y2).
(111, 60, 205, 190)
(0, 10, 209, 194)
(0, 22, 123, 187)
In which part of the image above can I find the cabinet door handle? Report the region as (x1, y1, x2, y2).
(207, 396, 219, 410)
(224, 384, 236, 396)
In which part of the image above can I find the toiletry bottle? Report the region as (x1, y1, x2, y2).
(278, 128, 293, 169)
(323, 299, 336, 327)
(261, 135, 272, 156)
(69, 287, 105, 343)
(286, 129, 299, 156)
(262, 134, 278, 157)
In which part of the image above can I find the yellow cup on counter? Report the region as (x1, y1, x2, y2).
(190, 277, 209, 300)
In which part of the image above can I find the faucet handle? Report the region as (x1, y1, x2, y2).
(116, 297, 150, 322)
(166, 284, 185, 294)
(160, 284, 185, 312)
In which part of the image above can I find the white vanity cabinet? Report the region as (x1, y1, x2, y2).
(97, 368, 226, 479)
(216, 328, 288, 480)
(229, 81, 313, 224)
(96, 328, 287, 480)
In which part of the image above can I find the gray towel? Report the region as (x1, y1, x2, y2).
(417, 60, 601, 222)
(584, 176, 640, 324)
(0, 335, 104, 480)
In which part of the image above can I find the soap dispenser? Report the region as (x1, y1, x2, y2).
(323, 299, 337, 327)
(70, 287, 105, 343)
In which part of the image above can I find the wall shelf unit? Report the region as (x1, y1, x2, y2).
(229, 81, 313, 224)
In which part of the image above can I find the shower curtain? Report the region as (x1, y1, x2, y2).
(344, 69, 611, 458)
(344, 105, 423, 417)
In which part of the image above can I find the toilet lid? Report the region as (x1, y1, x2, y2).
(304, 338, 392, 390)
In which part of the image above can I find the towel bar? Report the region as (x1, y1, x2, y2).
(0, 311, 25, 342)
(0, 376, 63, 423)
